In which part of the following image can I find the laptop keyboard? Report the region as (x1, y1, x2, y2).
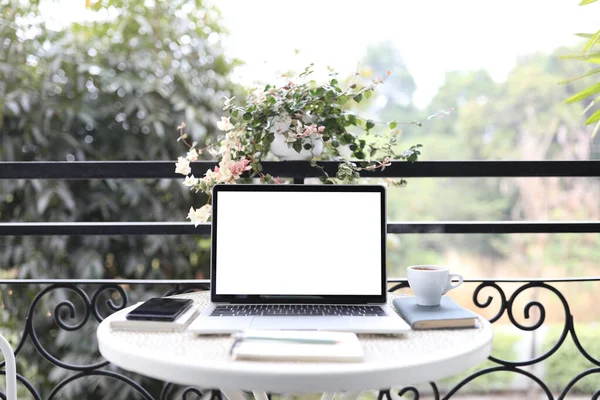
(210, 304, 387, 317)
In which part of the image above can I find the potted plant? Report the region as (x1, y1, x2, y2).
(176, 64, 445, 225)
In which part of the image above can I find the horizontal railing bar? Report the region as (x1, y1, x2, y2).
(0, 277, 598, 285)
(1, 221, 598, 236)
(0, 222, 211, 235)
(0, 279, 210, 285)
(386, 221, 600, 234)
(1, 160, 599, 179)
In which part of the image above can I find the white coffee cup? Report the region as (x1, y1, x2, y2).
(407, 265, 464, 306)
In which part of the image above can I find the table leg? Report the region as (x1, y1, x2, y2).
(388, 391, 404, 400)
(221, 389, 248, 400)
(252, 391, 269, 400)
(340, 391, 362, 400)
(320, 392, 337, 400)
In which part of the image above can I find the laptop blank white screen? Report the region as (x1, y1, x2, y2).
(215, 190, 382, 296)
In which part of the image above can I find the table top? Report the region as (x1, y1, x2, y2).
(97, 292, 493, 393)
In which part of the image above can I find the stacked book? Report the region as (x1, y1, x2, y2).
(393, 296, 479, 329)
(230, 330, 364, 362)
(110, 303, 199, 332)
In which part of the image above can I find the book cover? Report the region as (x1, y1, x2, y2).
(230, 330, 364, 362)
(393, 296, 478, 329)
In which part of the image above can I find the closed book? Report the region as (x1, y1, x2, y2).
(393, 296, 478, 329)
(230, 330, 364, 362)
(110, 303, 199, 332)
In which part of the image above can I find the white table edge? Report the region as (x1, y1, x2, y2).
(97, 301, 494, 393)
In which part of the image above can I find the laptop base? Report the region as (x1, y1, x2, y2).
(188, 304, 410, 335)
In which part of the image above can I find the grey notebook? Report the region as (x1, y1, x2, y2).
(393, 296, 478, 329)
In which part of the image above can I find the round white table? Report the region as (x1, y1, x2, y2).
(97, 292, 493, 397)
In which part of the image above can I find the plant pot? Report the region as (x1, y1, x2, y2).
(269, 133, 323, 161)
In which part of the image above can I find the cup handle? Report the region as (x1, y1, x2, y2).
(444, 273, 463, 294)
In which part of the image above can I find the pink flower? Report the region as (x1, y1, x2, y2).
(274, 176, 283, 184)
(229, 158, 251, 178)
(300, 124, 321, 138)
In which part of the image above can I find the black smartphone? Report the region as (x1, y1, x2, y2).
(126, 298, 193, 321)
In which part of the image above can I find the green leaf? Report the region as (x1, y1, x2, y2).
(364, 90, 372, 99)
(583, 30, 600, 54)
(348, 114, 357, 125)
(366, 120, 375, 130)
(341, 133, 354, 143)
(353, 94, 363, 103)
(576, 33, 595, 39)
(561, 52, 600, 63)
(580, 0, 598, 5)
(585, 108, 600, 124)
(565, 82, 600, 103)
(339, 95, 348, 105)
(388, 121, 397, 129)
(330, 79, 338, 86)
(558, 68, 600, 84)
(292, 141, 302, 153)
(303, 143, 312, 150)
(243, 112, 252, 121)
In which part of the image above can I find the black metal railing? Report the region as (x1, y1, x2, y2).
(1, 160, 599, 399)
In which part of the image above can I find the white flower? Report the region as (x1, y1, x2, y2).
(183, 175, 199, 187)
(205, 168, 219, 181)
(175, 157, 191, 176)
(186, 148, 199, 161)
(217, 158, 234, 182)
(218, 167, 233, 182)
(187, 204, 212, 227)
(217, 116, 234, 131)
(219, 139, 232, 154)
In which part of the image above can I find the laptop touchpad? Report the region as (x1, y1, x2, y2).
(250, 317, 326, 330)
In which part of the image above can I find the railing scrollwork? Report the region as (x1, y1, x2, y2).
(2, 279, 598, 399)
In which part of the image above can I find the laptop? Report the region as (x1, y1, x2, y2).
(188, 184, 410, 334)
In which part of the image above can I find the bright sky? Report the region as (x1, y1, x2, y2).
(217, 0, 599, 107)
(44, 0, 598, 108)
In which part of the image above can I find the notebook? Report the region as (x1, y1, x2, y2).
(110, 303, 199, 332)
(230, 330, 364, 362)
(393, 296, 478, 329)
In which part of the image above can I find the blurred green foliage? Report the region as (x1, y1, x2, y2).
(0, 0, 237, 397)
(372, 45, 600, 277)
(544, 324, 600, 394)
